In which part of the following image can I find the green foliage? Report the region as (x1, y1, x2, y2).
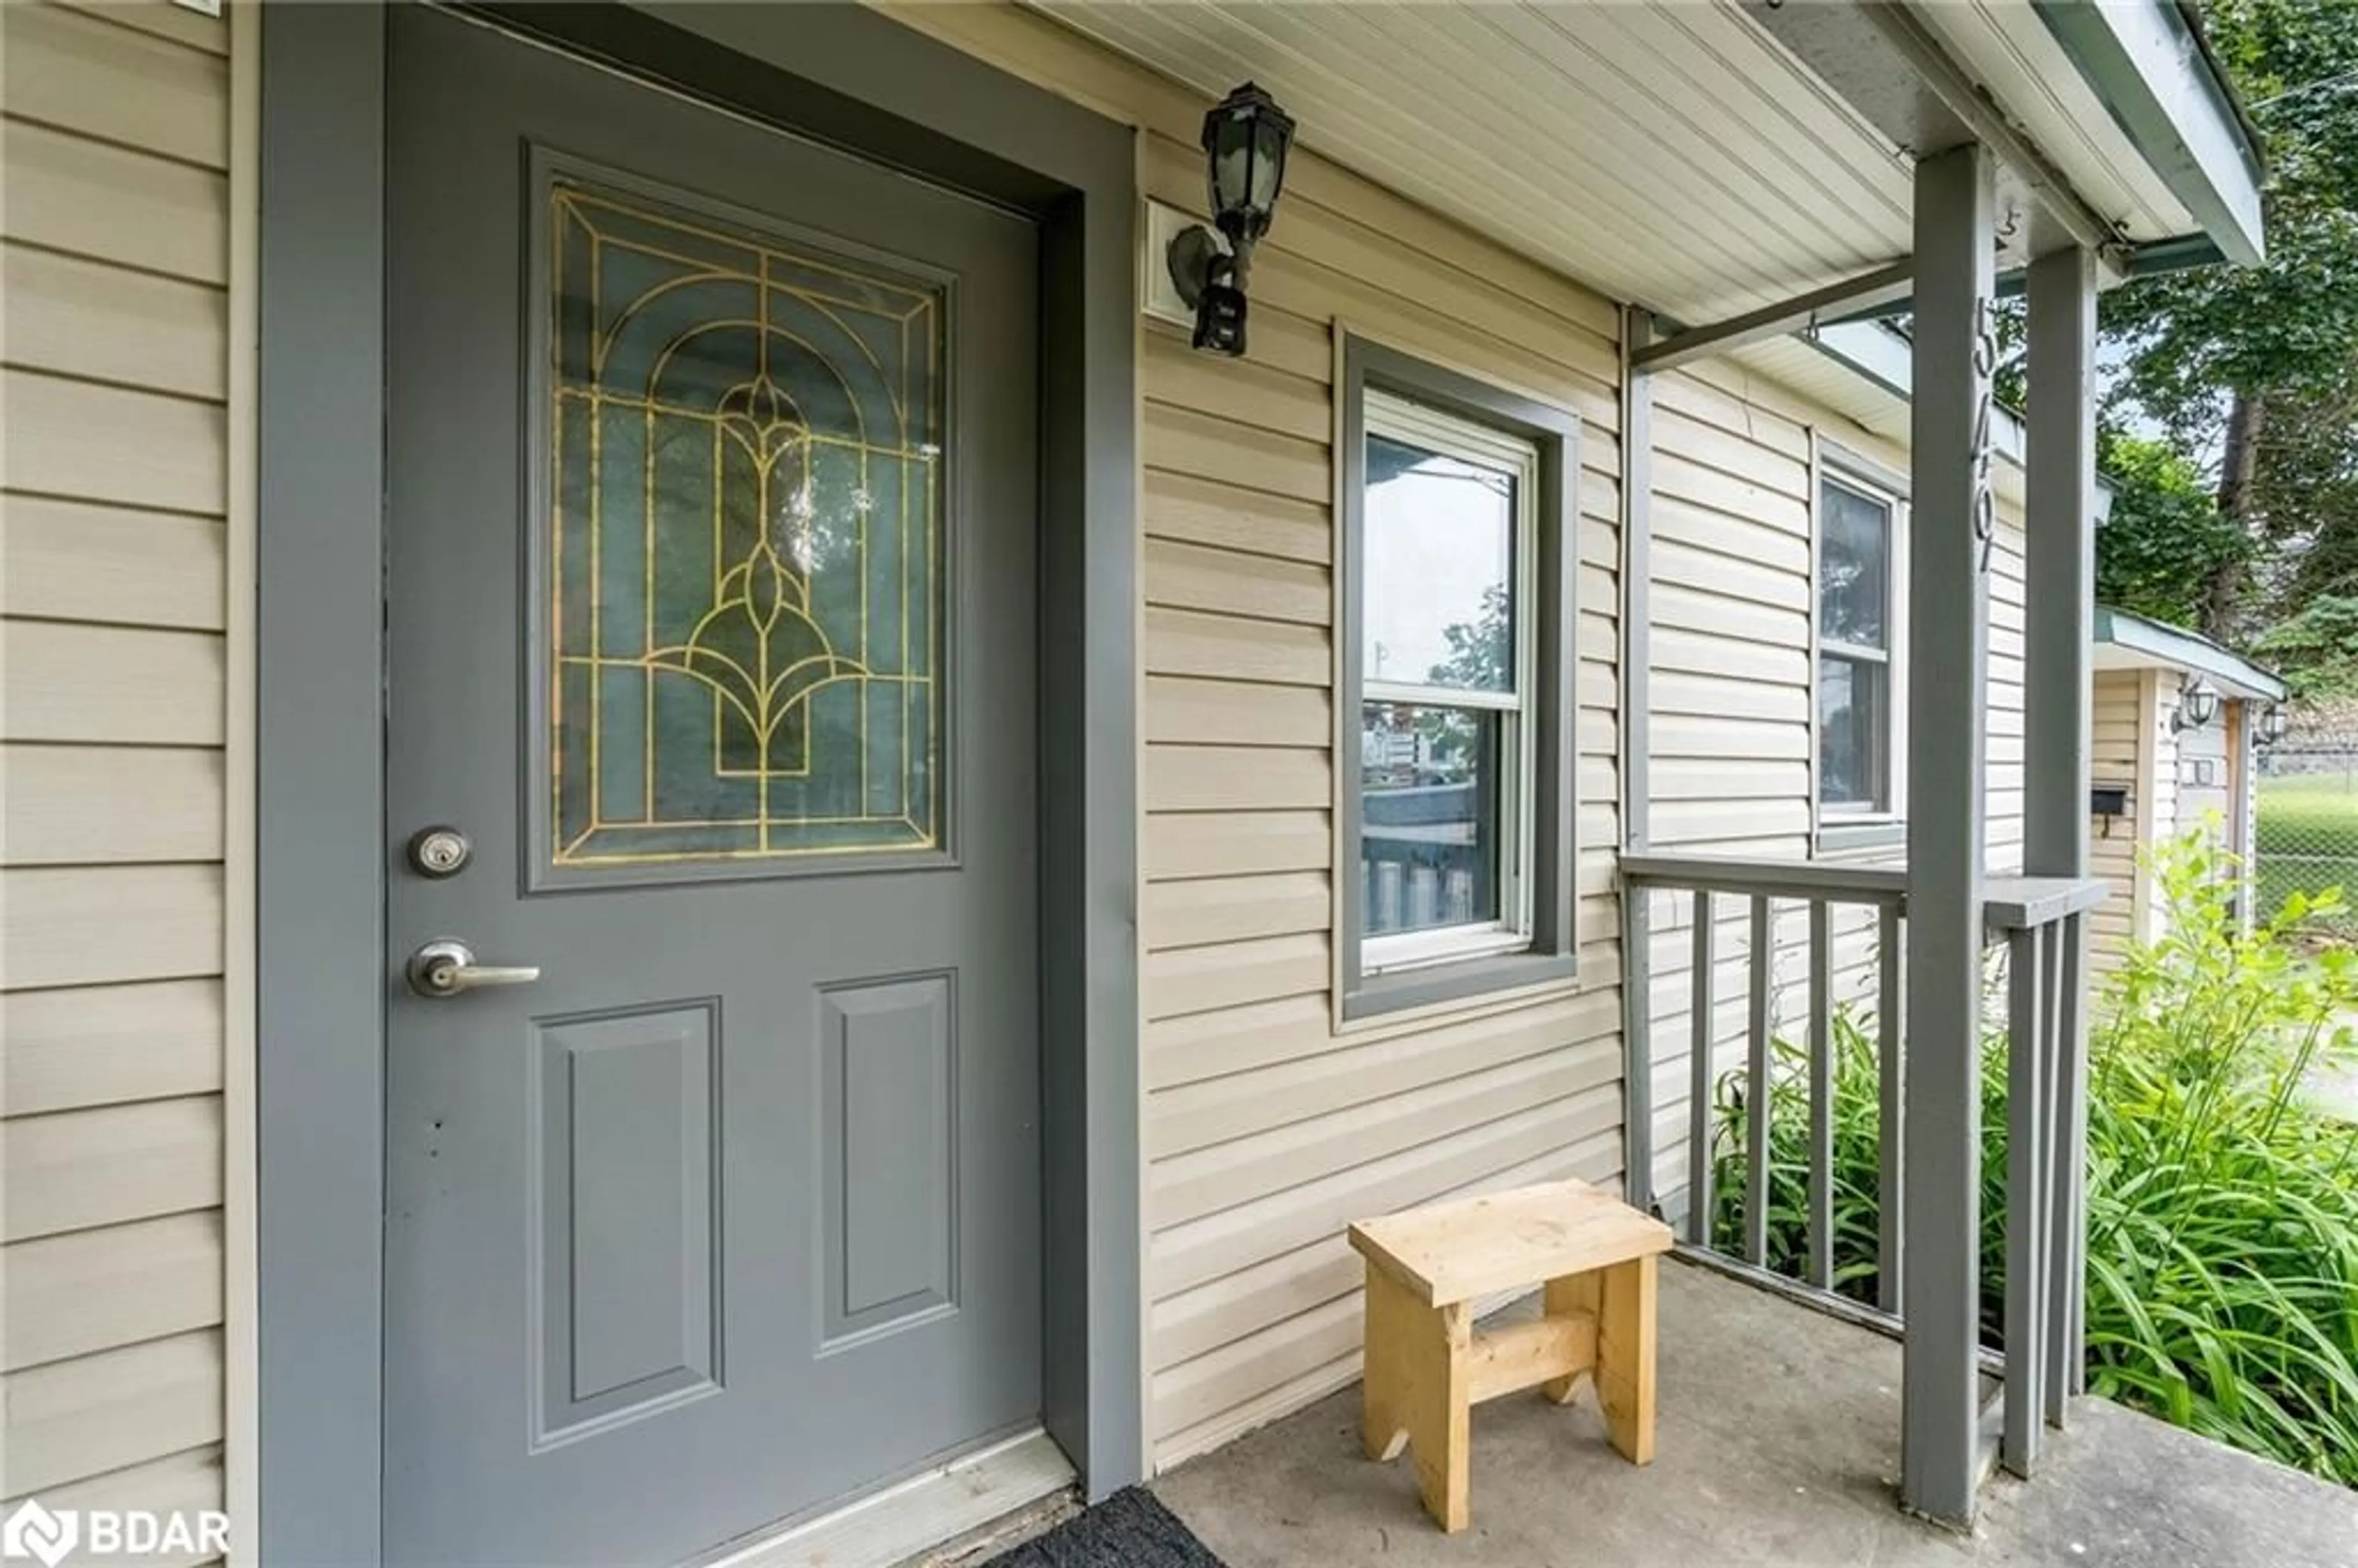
(1427, 582, 1511, 691)
(2092, 0, 2358, 673)
(1408, 583, 1511, 775)
(2247, 381, 2358, 608)
(2085, 831, 2358, 1478)
(1711, 829, 2358, 1485)
(1706, 992, 2012, 1339)
(2095, 429, 2259, 630)
(2255, 596, 2358, 701)
(2104, 0, 2358, 437)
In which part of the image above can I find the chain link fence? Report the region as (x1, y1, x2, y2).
(2255, 735, 2358, 942)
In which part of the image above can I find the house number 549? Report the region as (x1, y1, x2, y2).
(1970, 298, 1998, 575)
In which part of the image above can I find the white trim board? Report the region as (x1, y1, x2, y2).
(695, 1430, 1076, 1568)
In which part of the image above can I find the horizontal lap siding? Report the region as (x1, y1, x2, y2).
(0, 0, 232, 1528)
(1639, 363, 2031, 1217)
(1137, 145, 1627, 1469)
(1646, 374, 1814, 859)
(2088, 669, 2147, 973)
(1638, 368, 1816, 1216)
(2147, 674, 2182, 945)
(881, 2, 1626, 1470)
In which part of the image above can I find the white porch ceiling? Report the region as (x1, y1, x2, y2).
(1025, 0, 1919, 325)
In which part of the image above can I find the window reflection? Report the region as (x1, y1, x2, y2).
(1821, 479, 1889, 647)
(1360, 702, 1501, 936)
(1363, 436, 1514, 694)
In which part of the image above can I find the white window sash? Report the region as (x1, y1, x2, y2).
(1364, 918, 1531, 974)
(1359, 390, 1541, 968)
(1361, 680, 1522, 710)
(1818, 459, 1909, 823)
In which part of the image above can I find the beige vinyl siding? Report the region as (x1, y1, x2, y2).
(1636, 359, 2033, 1217)
(0, 0, 232, 1529)
(884, 2, 1625, 1470)
(2146, 670, 2183, 938)
(2088, 668, 2146, 971)
(1646, 371, 1814, 856)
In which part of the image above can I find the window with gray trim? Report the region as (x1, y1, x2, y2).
(1818, 465, 1905, 821)
(1339, 338, 1577, 1019)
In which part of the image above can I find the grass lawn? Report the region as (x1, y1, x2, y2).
(2255, 774, 2358, 934)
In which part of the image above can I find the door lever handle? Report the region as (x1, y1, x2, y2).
(407, 938, 542, 999)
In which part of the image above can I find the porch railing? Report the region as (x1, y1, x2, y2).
(1619, 853, 2109, 1507)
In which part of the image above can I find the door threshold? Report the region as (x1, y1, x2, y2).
(693, 1430, 1076, 1568)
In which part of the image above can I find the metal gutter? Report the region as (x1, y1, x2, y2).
(1823, 230, 2228, 328)
(2032, 0, 2268, 265)
(2092, 605, 2288, 701)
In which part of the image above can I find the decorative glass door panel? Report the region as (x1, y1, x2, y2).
(547, 174, 944, 870)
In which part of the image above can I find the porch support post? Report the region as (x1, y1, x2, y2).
(1621, 306, 1656, 1213)
(2025, 246, 2099, 1416)
(2023, 247, 2096, 880)
(1901, 141, 1994, 1526)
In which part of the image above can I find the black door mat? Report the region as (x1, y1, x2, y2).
(979, 1487, 1227, 1567)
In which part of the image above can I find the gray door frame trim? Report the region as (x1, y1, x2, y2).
(255, 6, 1141, 1560)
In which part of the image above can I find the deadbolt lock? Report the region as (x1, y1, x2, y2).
(407, 825, 472, 879)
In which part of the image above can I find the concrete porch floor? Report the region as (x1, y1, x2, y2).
(1151, 1260, 2358, 1568)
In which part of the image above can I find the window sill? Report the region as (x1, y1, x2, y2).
(1818, 818, 1908, 857)
(1340, 949, 1578, 1022)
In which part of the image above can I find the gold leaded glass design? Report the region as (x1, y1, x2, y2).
(550, 180, 943, 866)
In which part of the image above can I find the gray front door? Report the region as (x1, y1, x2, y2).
(382, 10, 1042, 1563)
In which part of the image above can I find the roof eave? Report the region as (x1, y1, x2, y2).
(2093, 605, 2288, 701)
(2032, 0, 2268, 266)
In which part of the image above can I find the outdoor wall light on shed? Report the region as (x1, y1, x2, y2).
(2173, 678, 2222, 733)
(2259, 702, 2290, 747)
(1167, 82, 1296, 357)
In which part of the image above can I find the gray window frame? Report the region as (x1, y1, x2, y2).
(1338, 336, 1578, 1019)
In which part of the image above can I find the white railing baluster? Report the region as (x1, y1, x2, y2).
(1745, 894, 1772, 1268)
(1687, 889, 1716, 1246)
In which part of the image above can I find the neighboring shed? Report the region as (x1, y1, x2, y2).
(2088, 607, 2286, 971)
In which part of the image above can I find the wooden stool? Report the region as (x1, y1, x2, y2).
(1348, 1179, 1673, 1532)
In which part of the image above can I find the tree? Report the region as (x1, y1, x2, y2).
(2095, 430, 2257, 629)
(1402, 583, 1511, 778)
(1426, 583, 1512, 692)
(2254, 594, 2358, 699)
(2097, 0, 2358, 655)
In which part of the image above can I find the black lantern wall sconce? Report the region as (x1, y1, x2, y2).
(1167, 82, 1296, 357)
(2259, 702, 2290, 747)
(2173, 677, 2220, 734)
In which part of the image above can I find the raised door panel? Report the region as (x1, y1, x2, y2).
(534, 1005, 719, 1440)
